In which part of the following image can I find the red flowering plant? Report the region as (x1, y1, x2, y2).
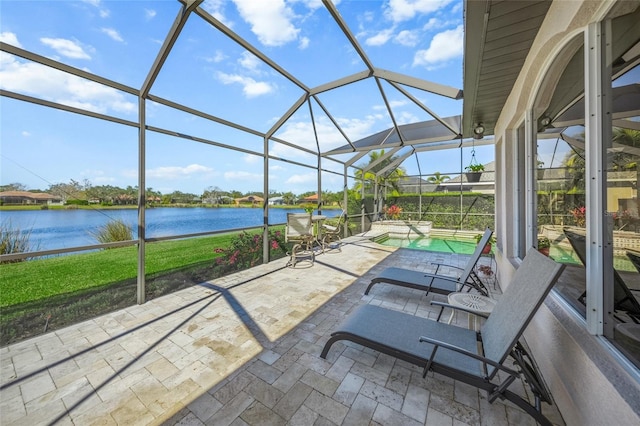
(213, 230, 287, 273)
(384, 204, 403, 220)
(570, 206, 586, 227)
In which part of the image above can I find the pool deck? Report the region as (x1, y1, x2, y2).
(0, 235, 564, 425)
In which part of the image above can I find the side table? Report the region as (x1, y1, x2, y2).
(447, 292, 497, 330)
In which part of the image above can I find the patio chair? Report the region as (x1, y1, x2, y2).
(285, 213, 315, 267)
(563, 228, 640, 323)
(321, 210, 346, 252)
(321, 249, 565, 426)
(626, 249, 640, 273)
(364, 227, 493, 297)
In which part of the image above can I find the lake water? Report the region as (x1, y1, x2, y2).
(1, 207, 341, 252)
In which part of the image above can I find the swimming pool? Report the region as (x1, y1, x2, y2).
(379, 235, 636, 271)
(378, 235, 482, 255)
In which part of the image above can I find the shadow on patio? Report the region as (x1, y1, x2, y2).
(0, 236, 563, 425)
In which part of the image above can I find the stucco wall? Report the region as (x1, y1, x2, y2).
(493, 1, 640, 424)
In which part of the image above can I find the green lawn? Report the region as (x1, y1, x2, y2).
(0, 233, 241, 307)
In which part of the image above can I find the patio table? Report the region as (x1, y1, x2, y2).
(447, 292, 497, 330)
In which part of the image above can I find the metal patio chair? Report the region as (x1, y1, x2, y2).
(285, 213, 315, 267)
(321, 210, 346, 252)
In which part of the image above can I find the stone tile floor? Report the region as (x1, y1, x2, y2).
(0, 235, 564, 425)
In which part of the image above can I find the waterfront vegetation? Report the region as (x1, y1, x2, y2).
(1, 219, 39, 260)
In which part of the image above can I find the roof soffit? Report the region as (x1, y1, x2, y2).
(463, 0, 552, 139)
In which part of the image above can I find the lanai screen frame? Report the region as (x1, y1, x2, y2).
(0, 0, 470, 304)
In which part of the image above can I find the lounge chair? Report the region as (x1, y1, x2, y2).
(321, 249, 565, 426)
(285, 213, 315, 267)
(626, 249, 640, 274)
(364, 227, 493, 297)
(563, 228, 640, 323)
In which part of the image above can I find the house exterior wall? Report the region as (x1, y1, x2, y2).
(494, 1, 640, 424)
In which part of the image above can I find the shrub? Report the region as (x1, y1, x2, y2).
(214, 230, 287, 273)
(0, 219, 37, 263)
(90, 219, 133, 246)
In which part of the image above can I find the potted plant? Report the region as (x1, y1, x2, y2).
(537, 235, 551, 256)
(465, 163, 485, 182)
(475, 233, 495, 254)
(477, 264, 494, 277)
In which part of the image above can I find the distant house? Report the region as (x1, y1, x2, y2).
(268, 197, 284, 205)
(234, 195, 264, 206)
(298, 194, 323, 205)
(0, 191, 63, 205)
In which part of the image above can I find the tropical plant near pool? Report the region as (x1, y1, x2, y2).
(353, 150, 407, 196)
(427, 172, 451, 184)
(384, 204, 402, 220)
(214, 230, 287, 273)
(570, 206, 586, 227)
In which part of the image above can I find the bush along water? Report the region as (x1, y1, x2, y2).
(214, 230, 288, 273)
(1, 219, 38, 263)
(90, 218, 134, 246)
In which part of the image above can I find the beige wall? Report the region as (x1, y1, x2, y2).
(494, 1, 640, 424)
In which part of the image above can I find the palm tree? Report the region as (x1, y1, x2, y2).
(427, 172, 450, 185)
(562, 147, 585, 193)
(610, 128, 640, 171)
(353, 150, 407, 195)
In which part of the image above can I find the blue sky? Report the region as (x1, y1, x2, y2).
(0, 0, 491, 196)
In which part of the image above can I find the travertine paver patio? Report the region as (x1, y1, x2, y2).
(0, 235, 564, 425)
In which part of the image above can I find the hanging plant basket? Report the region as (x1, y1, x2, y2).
(464, 149, 484, 182)
(465, 172, 482, 182)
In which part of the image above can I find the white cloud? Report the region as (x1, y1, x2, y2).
(147, 164, 214, 179)
(204, 50, 226, 63)
(80, 169, 116, 184)
(243, 154, 260, 164)
(224, 170, 263, 181)
(202, 0, 233, 28)
(372, 99, 407, 111)
(365, 28, 394, 47)
(216, 71, 274, 97)
(238, 51, 261, 71)
(385, 0, 453, 23)
(394, 30, 419, 47)
(298, 36, 310, 50)
(21, 131, 31, 137)
(101, 28, 124, 43)
(0, 54, 136, 114)
(285, 172, 316, 185)
(40, 38, 92, 60)
(145, 9, 157, 20)
(413, 25, 463, 68)
(272, 116, 379, 160)
(81, 0, 109, 18)
(395, 110, 419, 125)
(233, 0, 300, 46)
(0, 32, 22, 48)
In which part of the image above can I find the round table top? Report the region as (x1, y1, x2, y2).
(448, 292, 497, 314)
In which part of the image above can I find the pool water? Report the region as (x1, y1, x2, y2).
(379, 236, 482, 255)
(380, 236, 635, 271)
